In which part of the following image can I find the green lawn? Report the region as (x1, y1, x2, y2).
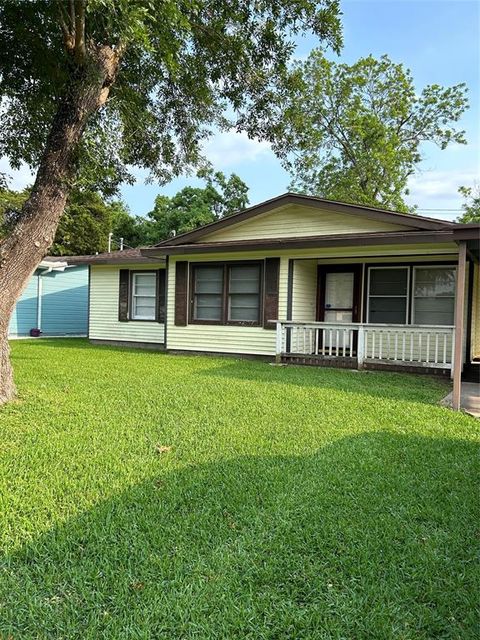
(1, 339, 479, 639)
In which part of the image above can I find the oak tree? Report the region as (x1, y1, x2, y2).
(0, 0, 342, 403)
(276, 52, 468, 211)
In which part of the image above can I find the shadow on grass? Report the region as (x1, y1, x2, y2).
(196, 360, 451, 405)
(10, 340, 450, 406)
(1, 432, 477, 639)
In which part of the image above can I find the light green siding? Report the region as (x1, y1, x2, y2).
(201, 204, 410, 243)
(291, 259, 317, 321)
(89, 264, 165, 344)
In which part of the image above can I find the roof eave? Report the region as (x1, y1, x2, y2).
(142, 229, 471, 257)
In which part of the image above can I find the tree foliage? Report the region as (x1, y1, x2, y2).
(275, 52, 469, 211)
(111, 170, 249, 246)
(0, 187, 129, 255)
(0, 0, 342, 402)
(147, 170, 249, 241)
(457, 185, 480, 223)
(0, 1, 342, 194)
(0, 188, 29, 236)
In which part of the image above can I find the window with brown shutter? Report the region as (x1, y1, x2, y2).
(189, 261, 265, 327)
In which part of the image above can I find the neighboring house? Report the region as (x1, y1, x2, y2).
(79, 193, 480, 392)
(9, 257, 88, 338)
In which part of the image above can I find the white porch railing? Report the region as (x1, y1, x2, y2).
(275, 321, 455, 369)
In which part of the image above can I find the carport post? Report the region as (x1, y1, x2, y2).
(452, 242, 467, 411)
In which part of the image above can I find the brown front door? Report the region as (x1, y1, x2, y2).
(317, 266, 362, 323)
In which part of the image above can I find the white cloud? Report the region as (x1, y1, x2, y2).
(406, 169, 479, 217)
(0, 157, 35, 190)
(203, 130, 272, 168)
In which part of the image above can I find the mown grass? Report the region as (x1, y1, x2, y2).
(1, 338, 478, 639)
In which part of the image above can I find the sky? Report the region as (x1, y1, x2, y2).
(2, 0, 479, 221)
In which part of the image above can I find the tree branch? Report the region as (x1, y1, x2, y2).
(69, 0, 75, 28)
(74, 0, 87, 64)
(56, 0, 74, 53)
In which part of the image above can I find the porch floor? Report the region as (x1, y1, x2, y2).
(441, 382, 480, 418)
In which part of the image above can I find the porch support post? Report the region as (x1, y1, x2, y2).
(452, 242, 467, 411)
(357, 324, 365, 369)
(275, 321, 283, 364)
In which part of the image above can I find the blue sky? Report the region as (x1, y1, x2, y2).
(2, 0, 478, 221)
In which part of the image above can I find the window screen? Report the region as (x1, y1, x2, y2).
(193, 266, 224, 321)
(132, 273, 156, 320)
(368, 268, 408, 324)
(413, 267, 455, 325)
(228, 265, 261, 322)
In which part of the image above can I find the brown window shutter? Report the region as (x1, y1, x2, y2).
(263, 257, 280, 329)
(175, 261, 188, 326)
(156, 269, 166, 323)
(118, 269, 130, 322)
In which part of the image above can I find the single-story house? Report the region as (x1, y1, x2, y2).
(9, 257, 88, 338)
(77, 194, 480, 408)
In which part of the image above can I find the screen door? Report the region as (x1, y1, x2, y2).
(318, 267, 361, 352)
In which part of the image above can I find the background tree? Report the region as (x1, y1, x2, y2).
(144, 170, 249, 243)
(0, 187, 130, 254)
(457, 185, 480, 223)
(275, 52, 468, 211)
(0, 0, 342, 403)
(52, 191, 130, 255)
(0, 188, 29, 236)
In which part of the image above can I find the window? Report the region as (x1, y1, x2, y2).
(367, 267, 409, 324)
(131, 272, 156, 320)
(191, 262, 262, 325)
(228, 265, 261, 322)
(193, 266, 224, 321)
(413, 267, 455, 325)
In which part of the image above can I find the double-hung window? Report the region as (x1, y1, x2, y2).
(192, 266, 224, 321)
(367, 267, 409, 324)
(192, 262, 262, 325)
(413, 266, 455, 325)
(131, 272, 156, 320)
(228, 265, 261, 322)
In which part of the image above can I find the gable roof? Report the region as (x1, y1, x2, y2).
(153, 193, 455, 248)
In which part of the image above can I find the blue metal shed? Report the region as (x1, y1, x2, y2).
(8, 258, 88, 337)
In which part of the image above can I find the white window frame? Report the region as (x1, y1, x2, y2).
(411, 265, 456, 327)
(366, 266, 410, 325)
(131, 271, 157, 321)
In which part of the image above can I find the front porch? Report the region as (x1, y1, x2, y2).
(277, 242, 475, 409)
(275, 321, 455, 373)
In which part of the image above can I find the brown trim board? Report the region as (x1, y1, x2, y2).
(142, 229, 477, 257)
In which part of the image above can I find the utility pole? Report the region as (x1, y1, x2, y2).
(108, 232, 113, 253)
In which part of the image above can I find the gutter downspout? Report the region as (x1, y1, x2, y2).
(36, 267, 54, 332)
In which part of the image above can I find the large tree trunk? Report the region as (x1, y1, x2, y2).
(0, 46, 120, 404)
